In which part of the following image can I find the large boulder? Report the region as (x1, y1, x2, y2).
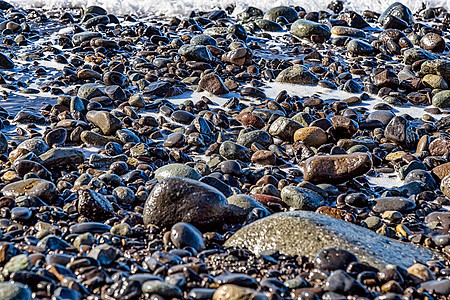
(225, 211, 434, 269)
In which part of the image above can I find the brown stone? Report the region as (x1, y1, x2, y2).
(416, 135, 430, 152)
(251, 194, 287, 208)
(425, 211, 450, 234)
(330, 116, 359, 138)
(222, 48, 253, 66)
(198, 73, 229, 95)
(293, 127, 328, 147)
(372, 69, 399, 87)
(303, 153, 372, 184)
(238, 113, 265, 129)
(429, 137, 450, 156)
(432, 162, 450, 180)
(316, 206, 356, 222)
(251, 150, 276, 165)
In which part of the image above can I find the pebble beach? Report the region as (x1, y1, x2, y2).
(0, 0, 449, 299)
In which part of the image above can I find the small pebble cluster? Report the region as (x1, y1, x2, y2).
(0, 0, 448, 299)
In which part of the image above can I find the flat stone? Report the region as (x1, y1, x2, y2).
(2, 179, 57, 203)
(224, 211, 435, 269)
(0, 282, 31, 300)
(154, 163, 202, 181)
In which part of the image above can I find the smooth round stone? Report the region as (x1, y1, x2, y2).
(2, 179, 57, 204)
(293, 126, 327, 147)
(264, 6, 298, 23)
(219, 141, 249, 161)
(324, 270, 367, 295)
(178, 44, 212, 62)
(143, 177, 228, 228)
(69, 222, 111, 234)
(171, 110, 195, 124)
(423, 74, 448, 89)
(291, 19, 331, 40)
(214, 274, 257, 288)
(275, 65, 319, 85)
(419, 279, 450, 295)
(3, 254, 30, 277)
(189, 288, 216, 300)
(315, 248, 358, 271)
(213, 285, 265, 300)
(116, 129, 140, 144)
(372, 197, 415, 213)
(142, 280, 182, 298)
(345, 193, 368, 208)
(227, 194, 270, 220)
(255, 19, 283, 32)
(44, 128, 67, 146)
(280, 186, 325, 210)
(0, 52, 14, 69)
(378, 2, 413, 25)
(154, 163, 202, 181)
(111, 223, 132, 236)
(432, 90, 450, 108)
(420, 32, 445, 53)
(0, 282, 31, 300)
(404, 169, 437, 190)
(367, 110, 395, 126)
(88, 244, 120, 266)
(425, 212, 450, 235)
(170, 222, 205, 251)
(190, 34, 217, 46)
(347, 39, 373, 55)
(73, 233, 95, 248)
(331, 26, 366, 37)
(86, 110, 122, 135)
(220, 160, 242, 176)
(77, 83, 105, 100)
(10, 207, 31, 222)
(164, 132, 185, 148)
(72, 31, 102, 45)
(112, 186, 135, 205)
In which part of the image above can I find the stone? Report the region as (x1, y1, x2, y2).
(3, 254, 30, 277)
(77, 83, 105, 99)
(222, 47, 253, 66)
(421, 59, 450, 82)
(213, 285, 267, 300)
(372, 197, 415, 213)
(154, 164, 202, 181)
(37, 235, 71, 251)
(111, 223, 132, 236)
(324, 270, 367, 295)
(293, 127, 327, 147)
(237, 130, 272, 148)
(2, 179, 57, 203)
(86, 110, 122, 135)
(0, 52, 14, 69)
(268, 117, 302, 141)
(39, 148, 84, 169)
(347, 39, 373, 55)
(331, 26, 366, 37)
(422, 74, 448, 90)
(170, 222, 205, 251)
(432, 90, 450, 108)
(378, 2, 414, 25)
(224, 211, 434, 269)
(227, 194, 270, 220)
(219, 141, 249, 161)
(13, 109, 45, 124)
(255, 19, 283, 32)
(275, 65, 319, 85)
(17, 139, 49, 156)
(291, 20, 331, 41)
(372, 69, 399, 87)
(303, 153, 372, 184)
(0, 282, 31, 300)
(251, 150, 276, 165)
(142, 280, 182, 298)
(198, 73, 229, 95)
(338, 11, 369, 28)
(420, 32, 445, 53)
(88, 244, 120, 266)
(425, 212, 450, 234)
(264, 6, 298, 23)
(419, 280, 450, 295)
(72, 31, 102, 45)
(407, 263, 435, 282)
(143, 177, 228, 228)
(280, 186, 325, 210)
(179, 45, 212, 62)
(384, 116, 418, 149)
(77, 189, 114, 221)
(191, 34, 217, 46)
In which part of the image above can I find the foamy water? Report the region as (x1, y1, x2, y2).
(7, 0, 450, 17)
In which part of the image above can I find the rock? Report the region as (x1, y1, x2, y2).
(432, 90, 450, 108)
(347, 39, 373, 55)
(13, 109, 45, 124)
(378, 2, 414, 25)
(154, 164, 202, 181)
(112, 186, 135, 205)
(419, 280, 450, 295)
(407, 263, 435, 282)
(303, 153, 372, 184)
(17, 139, 49, 156)
(77, 189, 114, 221)
(72, 31, 102, 45)
(421, 33, 446, 53)
(224, 211, 434, 269)
(179, 45, 212, 62)
(199, 176, 233, 197)
(222, 47, 253, 66)
(142, 280, 182, 298)
(422, 74, 448, 89)
(237, 130, 272, 148)
(143, 177, 228, 228)
(3, 254, 30, 278)
(0, 52, 14, 69)
(367, 110, 395, 126)
(198, 73, 229, 95)
(227, 194, 270, 220)
(86, 110, 122, 135)
(255, 19, 283, 32)
(429, 137, 450, 156)
(268, 117, 302, 141)
(264, 6, 298, 23)
(275, 65, 319, 85)
(372, 69, 399, 87)
(2, 179, 57, 203)
(219, 141, 249, 161)
(88, 244, 120, 266)
(251, 150, 276, 165)
(0, 282, 31, 300)
(338, 11, 369, 28)
(372, 197, 415, 213)
(13, 160, 51, 180)
(421, 59, 450, 82)
(291, 20, 331, 41)
(191, 34, 217, 46)
(37, 235, 72, 251)
(403, 48, 436, 65)
(213, 284, 268, 300)
(315, 248, 358, 271)
(425, 212, 450, 234)
(280, 186, 325, 210)
(170, 222, 205, 251)
(324, 270, 367, 295)
(293, 127, 327, 147)
(384, 116, 418, 149)
(77, 83, 105, 99)
(45, 128, 67, 146)
(39, 148, 84, 169)
(331, 26, 366, 37)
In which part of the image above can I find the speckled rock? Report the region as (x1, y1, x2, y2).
(291, 20, 331, 41)
(280, 186, 325, 210)
(275, 65, 319, 85)
(224, 211, 434, 269)
(154, 164, 202, 181)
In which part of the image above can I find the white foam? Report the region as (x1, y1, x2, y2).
(7, 0, 450, 18)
